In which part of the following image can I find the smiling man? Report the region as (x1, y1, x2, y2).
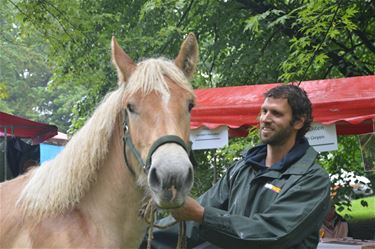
(141, 85, 331, 249)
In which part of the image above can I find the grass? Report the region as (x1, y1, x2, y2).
(336, 195, 375, 221)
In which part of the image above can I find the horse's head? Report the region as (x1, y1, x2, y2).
(111, 34, 198, 209)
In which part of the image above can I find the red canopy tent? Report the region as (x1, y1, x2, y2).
(1, 112, 58, 181)
(191, 75, 375, 137)
(0, 112, 58, 144)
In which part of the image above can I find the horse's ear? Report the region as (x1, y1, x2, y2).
(175, 33, 199, 80)
(111, 36, 136, 84)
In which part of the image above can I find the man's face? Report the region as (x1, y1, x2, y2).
(259, 97, 300, 146)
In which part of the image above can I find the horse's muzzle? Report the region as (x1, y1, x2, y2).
(148, 144, 193, 209)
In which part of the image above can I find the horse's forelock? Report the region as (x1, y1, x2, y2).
(125, 58, 193, 97)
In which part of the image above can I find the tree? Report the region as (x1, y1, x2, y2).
(6, 0, 374, 127)
(0, 0, 82, 131)
(0, 1, 51, 120)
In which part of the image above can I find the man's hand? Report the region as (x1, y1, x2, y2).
(170, 197, 204, 224)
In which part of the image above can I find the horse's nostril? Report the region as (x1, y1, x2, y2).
(149, 167, 161, 189)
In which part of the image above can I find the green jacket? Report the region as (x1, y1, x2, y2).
(144, 146, 330, 249)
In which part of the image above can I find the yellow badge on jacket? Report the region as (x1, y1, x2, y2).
(264, 183, 281, 193)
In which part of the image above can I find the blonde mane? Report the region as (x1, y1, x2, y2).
(16, 58, 193, 219)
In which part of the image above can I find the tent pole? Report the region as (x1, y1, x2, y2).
(3, 127, 7, 180)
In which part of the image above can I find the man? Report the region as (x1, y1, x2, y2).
(141, 84, 331, 249)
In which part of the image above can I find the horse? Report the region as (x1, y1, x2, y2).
(0, 33, 199, 248)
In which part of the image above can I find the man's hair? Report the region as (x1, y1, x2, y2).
(264, 84, 313, 139)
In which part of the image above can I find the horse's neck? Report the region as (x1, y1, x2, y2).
(79, 124, 146, 244)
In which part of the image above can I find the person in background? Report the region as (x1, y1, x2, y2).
(141, 84, 331, 249)
(320, 204, 349, 239)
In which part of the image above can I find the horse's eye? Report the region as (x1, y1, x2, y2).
(127, 103, 135, 113)
(188, 101, 195, 112)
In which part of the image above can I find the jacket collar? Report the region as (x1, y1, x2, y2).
(244, 137, 311, 172)
(256, 147, 318, 180)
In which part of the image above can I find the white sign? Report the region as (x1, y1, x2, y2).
(305, 123, 338, 152)
(190, 126, 228, 150)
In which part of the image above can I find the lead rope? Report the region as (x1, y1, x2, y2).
(177, 220, 187, 249)
(143, 199, 187, 249)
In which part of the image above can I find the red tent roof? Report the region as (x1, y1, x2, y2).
(0, 112, 58, 144)
(191, 75, 375, 136)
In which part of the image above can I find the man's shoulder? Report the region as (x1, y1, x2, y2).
(302, 148, 330, 184)
(227, 158, 248, 180)
(287, 146, 328, 177)
(306, 147, 329, 175)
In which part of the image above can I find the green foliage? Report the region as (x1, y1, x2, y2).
(68, 79, 115, 133)
(319, 135, 374, 213)
(337, 196, 375, 221)
(4, 0, 373, 131)
(319, 136, 363, 174)
(0, 82, 8, 99)
(0, 1, 50, 120)
(191, 128, 260, 197)
(280, 0, 374, 81)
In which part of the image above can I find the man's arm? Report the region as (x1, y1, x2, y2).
(173, 167, 330, 249)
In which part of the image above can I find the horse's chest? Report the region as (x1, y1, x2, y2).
(27, 211, 103, 248)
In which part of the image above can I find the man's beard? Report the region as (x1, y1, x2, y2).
(260, 124, 293, 146)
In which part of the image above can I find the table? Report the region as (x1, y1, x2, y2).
(318, 238, 375, 249)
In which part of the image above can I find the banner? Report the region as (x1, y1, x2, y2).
(190, 126, 228, 150)
(305, 123, 338, 153)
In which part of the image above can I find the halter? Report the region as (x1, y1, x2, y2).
(122, 111, 194, 176)
(123, 111, 192, 249)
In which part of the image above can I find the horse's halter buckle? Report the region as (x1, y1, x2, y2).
(122, 111, 194, 176)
